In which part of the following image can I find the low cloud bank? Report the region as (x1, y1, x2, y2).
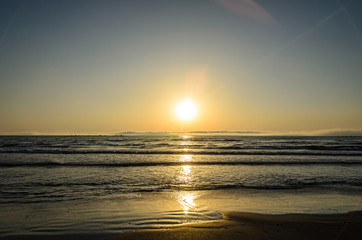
(119, 129, 362, 136)
(188, 129, 362, 136)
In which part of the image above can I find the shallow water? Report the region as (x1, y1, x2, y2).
(1, 188, 361, 239)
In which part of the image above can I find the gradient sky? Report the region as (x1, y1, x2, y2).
(0, 0, 361, 134)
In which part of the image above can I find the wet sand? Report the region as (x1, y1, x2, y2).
(110, 211, 362, 240)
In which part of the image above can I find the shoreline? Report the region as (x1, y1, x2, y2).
(109, 211, 362, 240)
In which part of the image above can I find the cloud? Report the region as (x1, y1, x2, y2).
(307, 129, 362, 137)
(212, 0, 277, 24)
(189, 129, 362, 136)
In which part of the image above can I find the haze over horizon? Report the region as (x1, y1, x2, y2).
(1, 0, 361, 135)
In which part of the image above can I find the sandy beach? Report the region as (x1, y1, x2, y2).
(111, 211, 362, 240)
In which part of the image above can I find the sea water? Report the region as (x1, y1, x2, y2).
(1, 135, 362, 239)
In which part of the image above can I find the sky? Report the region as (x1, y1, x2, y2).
(0, 0, 361, 135)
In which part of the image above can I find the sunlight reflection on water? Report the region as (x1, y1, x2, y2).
(178, 165, 192, 185)
(178, 192, 197, 214)
(179, 155, 192, 162)
(177, 154, 197, 214)
(178, 155, 193, 186)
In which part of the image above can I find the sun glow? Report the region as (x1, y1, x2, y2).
(175, 98, 198, 121)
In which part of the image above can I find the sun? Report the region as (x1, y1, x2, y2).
(175, 98, 198, 121)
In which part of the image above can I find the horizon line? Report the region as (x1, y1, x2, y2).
(0, 128, 362, 136)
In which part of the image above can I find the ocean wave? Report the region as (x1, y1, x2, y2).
(1, 160, 362, 167)
(204, 145, 362, 151)
(0, 149, 361, 156)
(2, 181, 362, 204)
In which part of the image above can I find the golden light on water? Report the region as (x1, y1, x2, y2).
(177, 154, 196, 213)
(178, 192, 197, 213)
(179, 155, 192, 162)
(175, 98, 198, 121)
(180, 136, 193, 152)
(178, 156, 193, 184)
(179, 165, 192, 184)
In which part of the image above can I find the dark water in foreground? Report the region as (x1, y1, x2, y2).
(1, 135, 362, 239)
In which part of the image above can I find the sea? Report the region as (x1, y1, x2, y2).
(1, 135, 362, 239)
